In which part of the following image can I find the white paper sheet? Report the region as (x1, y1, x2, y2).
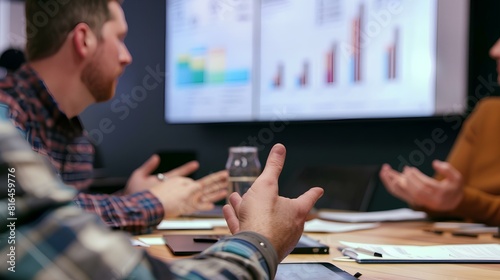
(304, 219, 379, 233)
(319, 208, 427, 223)
(157, 218, 227, 230)
(138, 237, 166, 245)
(130, 239, 150, 247)
(338, 241, 500, 261)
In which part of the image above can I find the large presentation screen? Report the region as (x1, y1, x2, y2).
(0, 1, 12, 56)
(165, 0, 469, 123)
(0, 1, 26, 62)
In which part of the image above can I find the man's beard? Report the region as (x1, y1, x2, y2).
(82, 51, 117, 103)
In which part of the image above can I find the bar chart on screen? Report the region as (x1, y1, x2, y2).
(166, 0, 469, 123)
(166, 0, 255, 122)
(259, 0, 436, 120)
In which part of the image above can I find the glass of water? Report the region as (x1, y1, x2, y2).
(225, 146, 261, 202)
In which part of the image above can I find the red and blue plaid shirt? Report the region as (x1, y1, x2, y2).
(0, 119, 277, 279)
(0, 64, 164, 234)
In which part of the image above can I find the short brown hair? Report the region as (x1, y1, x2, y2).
(25, 0, 121, 61)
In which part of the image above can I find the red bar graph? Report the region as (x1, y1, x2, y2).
(387, 28, 399, 80)
(351, 4, 364, 83)
(326, 44, 337, 84)
(298, 61, 309, 87)
(272, 63, 283, 88)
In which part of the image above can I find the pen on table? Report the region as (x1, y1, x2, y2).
(337, 246, 383, 257)
(353, 247, 384, 257)
(423, 228, 444, 235)
(451, 232, 478, 238)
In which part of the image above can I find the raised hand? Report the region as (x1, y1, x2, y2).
(223, 144, 324, 261)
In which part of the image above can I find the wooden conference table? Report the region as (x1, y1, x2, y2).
(137, 220, 500, 279)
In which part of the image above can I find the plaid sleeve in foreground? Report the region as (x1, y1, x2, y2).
(170, 232, 278, 280)
(74, 191, 165, 235)
(0, 121, 277, 279)
(0, 121, 158, 279)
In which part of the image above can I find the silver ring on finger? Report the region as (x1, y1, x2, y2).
(157, 173, 166, 182)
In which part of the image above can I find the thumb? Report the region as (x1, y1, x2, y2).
(432, 160, 461, 182)
(136, 154, 160, 175)
(295, 187, 324, 212)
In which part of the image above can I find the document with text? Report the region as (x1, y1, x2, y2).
(338, 241, 500, 263)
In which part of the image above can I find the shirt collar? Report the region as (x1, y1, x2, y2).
(17, 64, 84, 134)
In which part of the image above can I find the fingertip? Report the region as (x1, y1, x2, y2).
(222, 203, 239, 234)
(379, 165, 387, 175)
(299, 187, 324, 206)
(189, 160, 200, 168)
(222, 203, 233, 216)
(139, 154, 160, 172)
(433, 160, 460, 179)
(272, 143, 286, 156)
(305, 186, 323, 196)
(228, 192, 242, 206)
(199, 202, 215, 209)
(432, 159, 446, 168)
(312, 186, 324, 197)
(262, 144, 286, 179)
(219, 169, 229, 177)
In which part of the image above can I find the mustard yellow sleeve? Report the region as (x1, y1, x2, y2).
(453, 187, 500, 225)
(442, 109, 478, 182)
(428, 97, 500, 225)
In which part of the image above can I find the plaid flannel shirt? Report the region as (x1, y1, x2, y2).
(0, 119, 277, 279)
(0, 65, 164, 234)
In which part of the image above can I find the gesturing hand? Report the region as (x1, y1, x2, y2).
(124, 154, 199, 195)
(223, 144, 324, 261)
(149, 170, 228, 218)
(379, 160, 464, 211)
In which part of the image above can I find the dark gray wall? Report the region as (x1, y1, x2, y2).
(80, 0, 500, 210)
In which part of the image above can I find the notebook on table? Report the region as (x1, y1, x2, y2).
(338, 241, 500, 264)
(163, 234, 329, 256)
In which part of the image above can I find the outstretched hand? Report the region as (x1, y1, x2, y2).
(379, 160, 464, 211)
(124, 155, 199, 195)
(223, 144, 323, 261)
(150, 170, 228, 218)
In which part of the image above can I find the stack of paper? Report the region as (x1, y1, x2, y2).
(319, 208, 427, 223)
(304, 219, 379, 233)
(157, 218, 227, 230)
(337, 241, 500, 263)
